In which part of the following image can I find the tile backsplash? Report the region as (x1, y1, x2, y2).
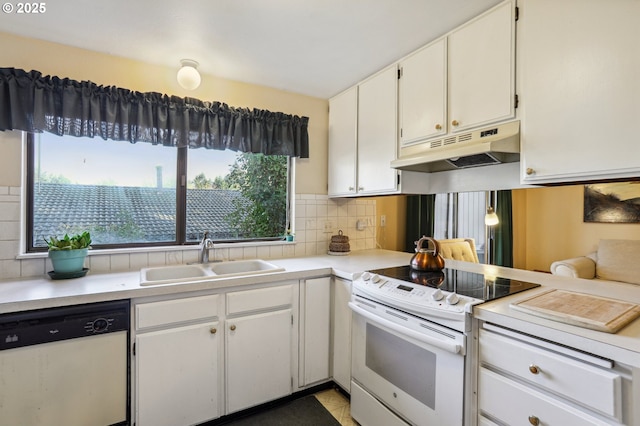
(0, 188, 376, 280)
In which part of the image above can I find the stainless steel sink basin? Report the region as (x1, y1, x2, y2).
(140, 259, 284, 286)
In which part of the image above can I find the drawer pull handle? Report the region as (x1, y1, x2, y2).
(528, 415, 540, 425)
(230, 324, 236, 331)
(528, 364, 540, 374)
(210, 327, 217, 334)
(451, 120, 459, 127)
(435, 124, 442, 131)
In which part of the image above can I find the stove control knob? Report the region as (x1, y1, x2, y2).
(371, 274, 382, 283)
(361, 272, 371, 281)
(432, 289, 444, 301)
(446, 293, 460, 305)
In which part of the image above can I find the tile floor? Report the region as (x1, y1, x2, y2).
(314, 388, 357, 426)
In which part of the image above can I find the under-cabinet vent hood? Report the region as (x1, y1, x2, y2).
(391, 121, 520, 173)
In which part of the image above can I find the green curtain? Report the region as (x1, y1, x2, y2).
(494, 190, 513, 267)
(404, 194, 436, 253)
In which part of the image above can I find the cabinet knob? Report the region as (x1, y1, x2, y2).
(528, 415, 540, 426)
(358, 187, 364, 191)
(451, 120, 459, 127)
(230, 324, 236, 331)
(435, 124, 442, 131)
(210, 327, 217, 334)
(348, 186, 354, 191)
(528, 364, 540, 375)
(526, 168, 535, 176)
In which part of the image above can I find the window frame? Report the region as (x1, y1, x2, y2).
(25, 133, 292, 253)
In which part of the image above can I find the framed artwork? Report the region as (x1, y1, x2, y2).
(584, 182, 640, 223)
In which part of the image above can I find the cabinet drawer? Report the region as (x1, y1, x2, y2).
(479, 367, 615, 426)
(479, 328, 621, 419)
(227, 284, 293, 315)
(136, 294, 220, 330)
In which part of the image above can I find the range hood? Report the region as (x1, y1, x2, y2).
(391, 121, 520, 173)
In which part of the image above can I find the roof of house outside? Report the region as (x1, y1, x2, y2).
(33, 183, 247, 246)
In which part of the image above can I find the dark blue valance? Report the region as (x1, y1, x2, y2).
(0, 68, 309, 158)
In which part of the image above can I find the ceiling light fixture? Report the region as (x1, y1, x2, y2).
(177, 59, 201, 90)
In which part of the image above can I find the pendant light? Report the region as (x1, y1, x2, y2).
(484, 206, 499, 226)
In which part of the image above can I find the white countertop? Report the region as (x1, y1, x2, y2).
(445, 259, 640, 366)
(0, 249, 413, 314)
(2, 250, 639, 363)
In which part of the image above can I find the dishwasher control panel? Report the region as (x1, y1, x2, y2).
(0, 299, 129, 350)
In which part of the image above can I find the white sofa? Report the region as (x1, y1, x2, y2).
(550, 239, 640, 285)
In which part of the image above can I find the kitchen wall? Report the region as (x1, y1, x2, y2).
(374, 186, 640, 273)
(0, 31, 328, 194)
(0, 31, 379, 281)
(515, 185, 640, 272)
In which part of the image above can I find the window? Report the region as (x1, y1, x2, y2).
(27, 133, 291, 251)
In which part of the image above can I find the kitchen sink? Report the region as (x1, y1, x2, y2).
(140, 259, 284, 286)
(208, 259, 284, 276)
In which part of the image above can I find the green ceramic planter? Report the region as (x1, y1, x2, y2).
(48, 248, 88, 273)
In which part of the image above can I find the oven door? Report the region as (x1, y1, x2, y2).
(349, 297, 466, 426)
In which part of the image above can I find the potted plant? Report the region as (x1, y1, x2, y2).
(45, 231, 92, 275)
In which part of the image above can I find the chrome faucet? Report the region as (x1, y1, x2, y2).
(199, 231, 214, 264)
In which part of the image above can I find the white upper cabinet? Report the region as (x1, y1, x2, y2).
(519, 0, 640, 184)
(397, 0, 516, 158)
(328, 86, 358, 196)
(399, 38, 447, 146)
(448, 0, 515, 133)
(357, 65, 399, 195)
(328, 66, 400, 197)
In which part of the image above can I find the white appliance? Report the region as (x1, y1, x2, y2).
(391, 120, 520, 173)
(349, 267, 539, 426)
(0, 300, 130, 426)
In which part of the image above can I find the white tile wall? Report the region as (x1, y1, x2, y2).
(0, 189, 376, 280)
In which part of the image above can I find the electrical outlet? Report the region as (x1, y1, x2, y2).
(323, 221, 333, 233)
(380, 215, 386, 227)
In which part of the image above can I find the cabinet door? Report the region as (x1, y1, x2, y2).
(136, 322, 220, 426)
(357, 65, 399, 195)
(399, 38, 447, 145)
(301, 277, 331, 386)
(331, 277, 352, 392)
(328, 87, 358, 197)
(448, 1, 515, 132)
(520, 0, 640, 183)
(226, 309, 293, 413)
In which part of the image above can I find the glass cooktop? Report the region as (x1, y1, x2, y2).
(368, 266, 540, 302)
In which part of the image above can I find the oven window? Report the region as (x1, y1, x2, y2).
(365, 323, 436, 408)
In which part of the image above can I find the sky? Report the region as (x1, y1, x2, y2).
(37, 133, 239, 187)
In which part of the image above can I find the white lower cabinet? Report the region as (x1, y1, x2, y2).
(225, 283, 296, 414)
(478, 323, 628, 425)
(226, 308, 293, 413)
(300, 277, 331, 387)
(134, 294, 222, 426)
(331, 277, 352, 392)
(133, 281, 302, 425)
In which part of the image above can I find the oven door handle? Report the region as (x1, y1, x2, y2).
(348, 302, 461, 354)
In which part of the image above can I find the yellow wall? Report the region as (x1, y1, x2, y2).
(517, 185, 640, 272)
(0, 32, 328, 194)
(373, 195, 407, 252)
